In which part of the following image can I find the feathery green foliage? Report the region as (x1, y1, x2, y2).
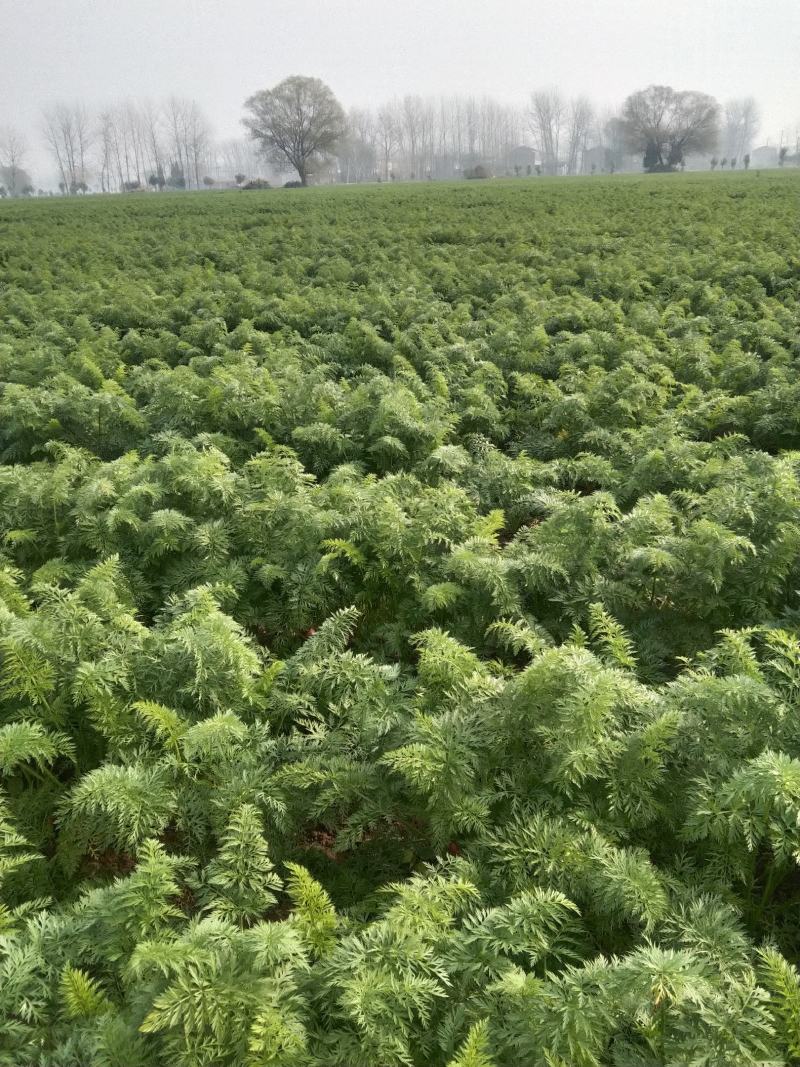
(1, 173, 800, 1062)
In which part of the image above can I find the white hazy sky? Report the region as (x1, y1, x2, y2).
(2, 0, 799, 181)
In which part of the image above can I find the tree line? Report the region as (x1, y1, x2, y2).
(243, 78, 772, 185)
(0, 75, 792, 195)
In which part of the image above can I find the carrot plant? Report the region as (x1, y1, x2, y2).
(1, 173, 800, 1064)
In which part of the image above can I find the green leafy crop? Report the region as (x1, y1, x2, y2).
(1, 172, 800, 1064)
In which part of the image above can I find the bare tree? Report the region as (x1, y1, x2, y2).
(723, 97, 760, 160)
(528, 89, 565, 174)
(43, 106, 71, 191)
(564, 96, 593, 175)
(216, 138, 264, 183)
(186, 101, 211, 189)
(243, 76, 345, 186)
(140, 100, 165, 184)
(375, 102, 400, 180)
(96, 110, 116, 192)
(0, 127, 28, 195)
(620, 85, 719, 170)
(367, 94, 529, 180)
(99, 105, 134, 191)
(161, 97, 212, 188)
(339, 108, 377, 182)
(436, 97, 453, 174)
(43, 103, 93, 192)
(418, 97, 437, 178)
(94, 100, 168, 192)
(479, 97, 502, 172)
(165, 97, 190, 187)
(399, 95, 424, 178)
(164, 97, 188, 186)
(463, 96, 479, 161)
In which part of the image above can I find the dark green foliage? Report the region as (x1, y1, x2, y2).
(1, 173, 800, 1063)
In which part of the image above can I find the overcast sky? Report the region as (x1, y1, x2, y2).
(2, 0, 799, 181)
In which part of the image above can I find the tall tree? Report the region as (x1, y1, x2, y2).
(399, 95, 424, 178)
(619, 85, 719, 170)
(564, 96, 594, 175)
(96, 110, 117, 192)
(243, 76, 345, 186)
(0, 127, 28, 195)
(43, 103, 93, 192)
(375, 102, 400, 180)
(340, 108, 377, 182)
(140, 99, 166, 185)
(164, 97, 212, 189)
(723, 97, 760, 160)
(528, 89, 565, 174)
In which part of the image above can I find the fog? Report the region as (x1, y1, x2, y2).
(1, 0, 798, 185)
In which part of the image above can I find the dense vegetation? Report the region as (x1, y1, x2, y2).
(2, 172, 800, 1065)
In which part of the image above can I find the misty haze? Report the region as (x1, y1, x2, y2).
(2, 3, 800, 1065)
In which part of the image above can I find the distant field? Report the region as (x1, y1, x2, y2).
(3, 172, 800, 1065)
